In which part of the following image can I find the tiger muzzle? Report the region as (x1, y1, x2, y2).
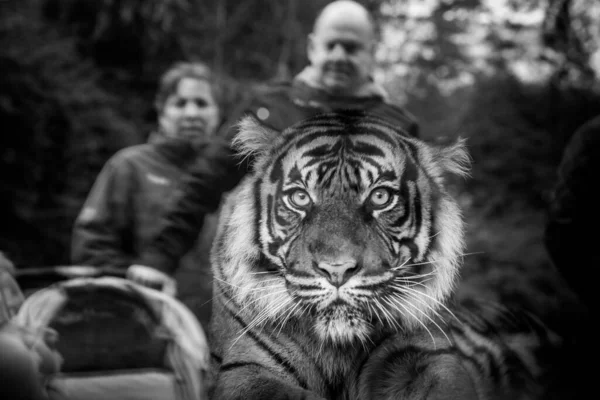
(313, 259, 360, 287)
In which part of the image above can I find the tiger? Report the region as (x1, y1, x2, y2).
(208, 111, 567, 400)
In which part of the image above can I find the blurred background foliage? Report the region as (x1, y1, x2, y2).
(0, 0, 599, 320)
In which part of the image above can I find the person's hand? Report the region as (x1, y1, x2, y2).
(126, 265, 177, 296)
(27, 328, 63, 376)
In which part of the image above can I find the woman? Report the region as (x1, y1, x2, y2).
(71, 62, 232, 325)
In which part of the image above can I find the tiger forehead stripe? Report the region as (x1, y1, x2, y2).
(293, 129, 345, 149)
(292, 114, 348, 130)
(296, 114, 343, 126)
(269, 138, 304, 183)
(354, 120, 422, 174)
(299, 138, 386, 160)
(355, 121, 411, 151)
(349, 140, 387, 157)
(293, 124, 399, 151)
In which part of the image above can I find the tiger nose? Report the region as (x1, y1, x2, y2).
(314, 260, 359, 287)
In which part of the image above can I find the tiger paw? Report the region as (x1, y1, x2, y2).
(356, 348, 479, 400)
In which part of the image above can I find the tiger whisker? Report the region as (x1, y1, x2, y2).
(361, 325, 376, 349)
(210, 283, 260, 310)
(366, 301, 375, 325)
(395, 270, 436, 278)
(428, 230, 441, 239)
(400, 286, 461, 324)
(382, 298, 406, 331)
(365, 301, 383, 328)
(390, 278, 433, 291)
(212, 273, 281, 292)
(248, 270, 283, 276)
(212, 276, 243, 289)
(289, 302, 312, 340)
(247, 284, 285, 292)
(392, 274, 436, 287)
(295, 302, 310, 323)
(261, 302, 295, 340)
(392, 251, 483, 271)
(196, 285, 224, 309)
(395, 292, 452, 345)
(391, 257, 411, 271)
(373, 302, 389, 328)
(391, 258, 441, 270)
(391, 279, 428, 288)
(247, 278, 284, 286)
(246, 296, 293, 331)
(273, 300, 303, 337)
(317, 323, 327, 355)
(233, 288, 289, 318)
(394, 271, 436, 280)
(383, 296, 437, 349)
(267, 308, 290, 339)
(375, 297, 402, 332)
(369, 298, 389, 328)
(389, 283, 448, 325)
(212, 274, 285, 310)
(231, 296, 293, 350)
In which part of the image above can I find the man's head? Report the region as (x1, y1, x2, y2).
(155, 62, 220, 140)
(307, 0, 376, 96)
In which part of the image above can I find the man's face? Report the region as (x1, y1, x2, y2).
(308, 18, 375, 96)
(158, 77, 219, 140)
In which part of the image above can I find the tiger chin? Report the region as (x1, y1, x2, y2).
(208, 111, 561, 400)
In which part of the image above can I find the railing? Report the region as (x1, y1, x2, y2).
(14, 265, 126, 295)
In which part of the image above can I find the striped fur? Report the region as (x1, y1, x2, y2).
(208, 111, 560, 400)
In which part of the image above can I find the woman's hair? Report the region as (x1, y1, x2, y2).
(154, 61, 218, 112)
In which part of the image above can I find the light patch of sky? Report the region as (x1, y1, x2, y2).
(375, 0, 557, 96)
(480, 0, 546, 26)
(380, 0, 438, 18)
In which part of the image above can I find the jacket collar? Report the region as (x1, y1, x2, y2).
(148, 131, 198, 168)
(292, 66, 390, 107)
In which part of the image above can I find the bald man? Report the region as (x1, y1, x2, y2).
(305, 0, 377, 96)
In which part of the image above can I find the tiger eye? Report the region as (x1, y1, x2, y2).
(290, 189, 312, 208)
(368, 188, 391, 208)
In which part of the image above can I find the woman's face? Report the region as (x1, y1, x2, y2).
(158, 77, 219, 140)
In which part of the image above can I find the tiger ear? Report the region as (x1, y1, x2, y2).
(232, 114, 280, 160)
(433, 137, 471, 178)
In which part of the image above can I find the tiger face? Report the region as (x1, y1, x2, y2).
(216, 111, 469, 345)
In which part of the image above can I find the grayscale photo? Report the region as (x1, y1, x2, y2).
(1, 0, 597, 399)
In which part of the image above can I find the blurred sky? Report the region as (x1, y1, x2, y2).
(375, 0, 600, 102)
